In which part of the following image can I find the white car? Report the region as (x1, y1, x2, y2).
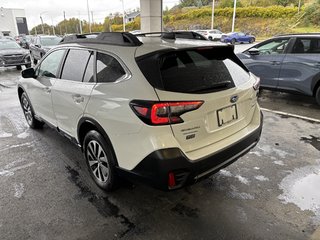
(18, 32, 263, 191)
(195, 29, 223, 41)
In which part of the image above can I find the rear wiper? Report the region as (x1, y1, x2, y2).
(189, 80, 231, 93)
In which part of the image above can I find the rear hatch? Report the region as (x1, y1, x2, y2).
(136, 46, 257, 155)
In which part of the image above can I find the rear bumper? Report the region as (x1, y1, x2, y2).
(118, 111, 263, 191)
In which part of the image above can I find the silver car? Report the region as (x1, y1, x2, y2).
(237, 34, 320, 105)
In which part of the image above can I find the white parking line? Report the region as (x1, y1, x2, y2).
(261, 108, 320, 123)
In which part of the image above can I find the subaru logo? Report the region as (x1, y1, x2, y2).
(230, 95, 238, 103)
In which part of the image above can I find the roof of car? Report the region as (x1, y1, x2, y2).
(134, 37, 232, 57)
(59, 32, 232, 57)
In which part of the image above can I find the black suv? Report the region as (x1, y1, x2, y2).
(237, 33, 320, 105)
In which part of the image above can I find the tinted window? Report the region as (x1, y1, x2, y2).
(159, 49, 239, 93)
(291, 38, 320, 54)
(256, 38, 289, 55)
(96, 53, 126, 82)
(83, 54, 94, 82)
(61, 49, 92, 82)
(38, 50, 65, 78)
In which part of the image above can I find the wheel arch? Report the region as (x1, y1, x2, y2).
(311, 73, 320, 96)
(77, 117, 119, 166)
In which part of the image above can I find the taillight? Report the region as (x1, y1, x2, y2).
(130, 100, 204, 125)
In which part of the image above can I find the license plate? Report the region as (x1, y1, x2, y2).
(217, 104, 238, 127)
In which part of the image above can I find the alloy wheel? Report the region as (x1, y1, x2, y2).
(21, 95, 33, 125)
(86, 140, 110, 183)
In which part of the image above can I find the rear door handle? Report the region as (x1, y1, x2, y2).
(72, 94, 84, 103)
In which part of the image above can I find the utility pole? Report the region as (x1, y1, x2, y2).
(121, 0, 125, 32)
(211, 0, 215, 30)
(78, 11, 82, 34)
(231, 0, 237, 32)
(87, 0, 92, 33)
(91, 11, 94, 30)
(63, 11, 67, 34)
(51, 17, 55, 35)
(40, 15, 44, 34)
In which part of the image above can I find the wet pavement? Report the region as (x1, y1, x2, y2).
(0, 67, 320, 240)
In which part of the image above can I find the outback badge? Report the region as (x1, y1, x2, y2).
(230, 95, 239, 103)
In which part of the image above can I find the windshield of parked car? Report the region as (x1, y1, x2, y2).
(0, 41, 21, 50)
(40, 37, 62, 46)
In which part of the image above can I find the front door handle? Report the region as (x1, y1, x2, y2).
(72, 94, 84, 103)
(270, 61, 281, 65)
(43, 87, 51, 94)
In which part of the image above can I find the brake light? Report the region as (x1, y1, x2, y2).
(130, 100, 204, 125)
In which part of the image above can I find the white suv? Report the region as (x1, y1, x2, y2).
(18, 32, 262, 191)
(195, 29, 223, 41)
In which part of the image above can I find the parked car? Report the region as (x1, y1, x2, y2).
(0, 36, 15, 41)
(0, 39, 31, 70)
(221, 32, 255, 44)
(195, 29, 223, 41)
(18, 32, 262, 191)
(237, 33, 320, 105)
(29, 35, 62, 64)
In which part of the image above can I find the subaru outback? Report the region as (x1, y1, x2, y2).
(18, 32, 263, 191)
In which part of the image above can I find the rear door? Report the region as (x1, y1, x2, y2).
(241, 37, 290, 88)
(142, 47, 257, 154)
(278, 37, 320, 95)
(51, 48, 95, 137)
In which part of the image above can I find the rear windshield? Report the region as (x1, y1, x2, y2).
(136, 47, 249, 94)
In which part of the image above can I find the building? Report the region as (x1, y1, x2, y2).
(125, 11, 140, 24)
(0, 7, 29, 37)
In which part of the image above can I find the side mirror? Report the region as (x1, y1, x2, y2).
(22, 68, 35, 78)
(35, 44, 41, 48)
(248, 48, 260, 56)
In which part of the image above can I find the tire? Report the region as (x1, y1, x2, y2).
(231, 38, 236, 45)
(316, 86, 320, 106)
(83, 130, 118, 191)
(208, 36, 213, 41)
(25, 64, 31, 68)
(33, 58, 38, 65)
(20, 92, 44, 129)
(249, 38, 255, 43)
(16, 65, 22, 70)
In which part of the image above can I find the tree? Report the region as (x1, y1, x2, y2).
(179, 0, 211, 7)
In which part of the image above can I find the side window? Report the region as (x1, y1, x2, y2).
(96, 52, 126, 83)
(256, 38, 289, 55)
(37, 49, 65, 78)
(291, 38, 320, 54)
(61, 49, 92, 82)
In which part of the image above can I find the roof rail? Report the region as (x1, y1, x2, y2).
(59, 32, 143, 46)
(275, 33, 320, 37)
(135, 31, 207, 41)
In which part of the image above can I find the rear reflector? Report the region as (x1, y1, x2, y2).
(168, 172, 176, 188)
(130, 100, 204, 125)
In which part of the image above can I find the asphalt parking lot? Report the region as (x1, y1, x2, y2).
(0, 60, 320, 239)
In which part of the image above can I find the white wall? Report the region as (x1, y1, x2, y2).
(0, 8, 26, 36)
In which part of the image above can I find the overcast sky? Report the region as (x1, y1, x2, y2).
(0, 0, 180, 28)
